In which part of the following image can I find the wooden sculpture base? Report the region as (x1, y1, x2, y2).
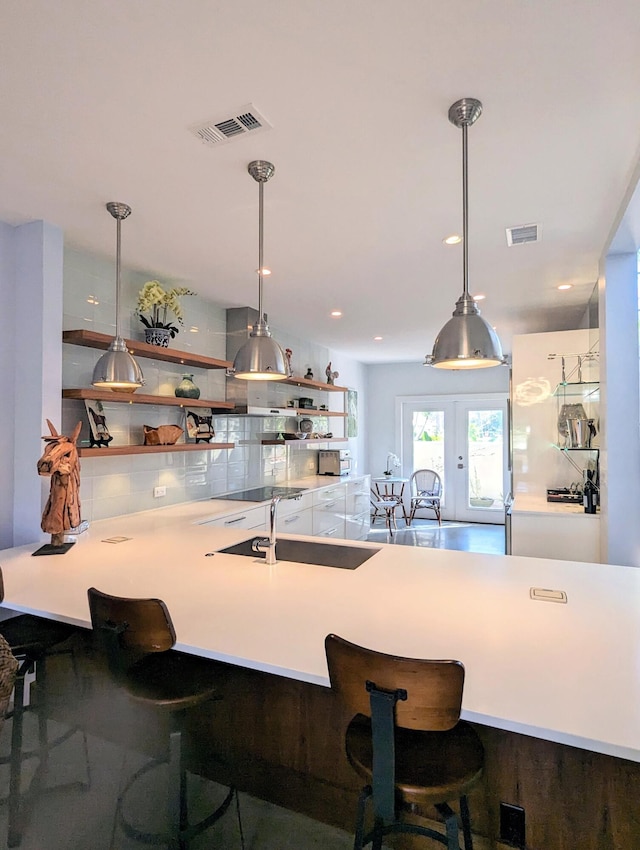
(32, 541, 76, 557)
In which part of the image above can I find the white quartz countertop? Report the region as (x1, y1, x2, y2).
(1, 488, 638, 764)
(512, 493, 597, 516)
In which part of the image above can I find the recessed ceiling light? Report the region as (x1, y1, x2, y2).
(443, 234, 462, 245)
(256, 267, 271, 275)
(473, 294, 486, 301)
(330, 310, 342, 317)
(86, 296, 99, 305)
(189, 326, 199, 333)
(373, 336, 383, 341)
(557, 283, 572, 291)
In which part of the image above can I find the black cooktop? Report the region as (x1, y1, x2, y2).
(212, 486, 307, 503)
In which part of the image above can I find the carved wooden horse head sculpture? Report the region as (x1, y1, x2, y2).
(38, 419, 82, 547)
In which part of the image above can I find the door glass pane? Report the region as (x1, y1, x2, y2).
(467, 410, 504, 510)
(412, 411, 445, 498)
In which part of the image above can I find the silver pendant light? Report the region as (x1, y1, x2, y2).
(232, 160, 288, 381)
(92, 202, 145, 390)
(425, 99, 505, 369)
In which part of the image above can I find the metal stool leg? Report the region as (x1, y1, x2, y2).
(460, 795, 473, 850)
(8, 660, 31, 847)
(167, 727, 184, 850)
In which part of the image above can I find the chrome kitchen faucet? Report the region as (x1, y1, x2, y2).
(252, 492, 302, 565)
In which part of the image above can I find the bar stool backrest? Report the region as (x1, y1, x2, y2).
(325, 633, 464, 732)
(88, 587, 176, 675)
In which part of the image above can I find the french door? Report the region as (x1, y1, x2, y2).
(398, 394, 508, 523)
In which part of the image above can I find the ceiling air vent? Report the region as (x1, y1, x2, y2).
(189, 104, 272, 147)
(506, 223, 540, 246)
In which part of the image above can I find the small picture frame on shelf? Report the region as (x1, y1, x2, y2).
(84, 400, 113, 448)
(184, 407, 216, 444)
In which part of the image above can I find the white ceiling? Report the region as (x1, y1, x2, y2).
(1, 0, 639, 363)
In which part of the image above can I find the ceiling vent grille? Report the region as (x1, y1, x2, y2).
(189, 104, 272, 147)
(506, 223, 540, 246)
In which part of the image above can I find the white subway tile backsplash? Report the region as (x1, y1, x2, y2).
(92, 474, 131, 500)
(62, 245, 349, 522)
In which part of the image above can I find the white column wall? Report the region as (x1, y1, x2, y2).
(599, 252, 640, 566)
(8, 221, 64, 547)
(0, 224, 16, 549)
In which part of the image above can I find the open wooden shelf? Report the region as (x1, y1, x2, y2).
(63, 388, 234, 410)
(63, 329, 232, 370)
(282, 375, 347, 392)
(294, 409, 347, 417)
(261, 437, 349, 445)
(78, 442, 233, 458)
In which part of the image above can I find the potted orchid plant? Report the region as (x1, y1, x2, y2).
(136, 280, 196, 347)
(384, 452, 401, 476)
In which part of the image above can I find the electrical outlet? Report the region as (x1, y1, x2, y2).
(500, 802, 525, 848)
(153, 486, 166, 498)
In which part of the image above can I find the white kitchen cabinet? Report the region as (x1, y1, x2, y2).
(312, 483, 347, 538)
(277, 508, 314, 536)
(199, 505, 267, 531)
(511, 505, 600, 563)
(345, 475, 371, 540)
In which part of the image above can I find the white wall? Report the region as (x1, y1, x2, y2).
(598, 252, 640, 567)
(511, 329, 598, 500)
(0, 221, 64, 549)
(0, 223, 16, 549)
(365, 361, 509, 478)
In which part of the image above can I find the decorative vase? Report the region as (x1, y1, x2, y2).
(175, 374, 200, 399)
(144, 327, 171, 347)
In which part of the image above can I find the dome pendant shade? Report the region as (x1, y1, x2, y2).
(426, 99, 505, 370)
(92, 336, 146, 388)
(428, 293, 504, 369)
(92, 202, 144, 390)
(233, 161, 287, 381)
(233, 318, 288, 381)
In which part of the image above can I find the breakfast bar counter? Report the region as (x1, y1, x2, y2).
(0, 497, 638, 761)
(1, 499, 639, 848)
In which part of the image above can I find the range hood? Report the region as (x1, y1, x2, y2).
(226, 307, 292, 414)
(233, 405, 292, 416)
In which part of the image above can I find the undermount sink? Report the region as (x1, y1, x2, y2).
(218, 537, 381, 570)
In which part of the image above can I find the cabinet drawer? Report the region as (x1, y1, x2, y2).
(346, 491, 370, 516)
(344, 510, 370, 541)
(277, 508, 313, 536)
(313, 504, 346, 537)
(200, 506, 267, 530)
(314, 524, 344, 540)
(313, 484, 347, 506)
(277, 491, 313, 517)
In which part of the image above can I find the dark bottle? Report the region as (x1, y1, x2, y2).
(583, 470, 597, 514)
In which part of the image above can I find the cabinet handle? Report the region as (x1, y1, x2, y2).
(324, 501, 337, 509)
(322, 527, 337, 536)
(224, 516, 247, 525)
(284, 516, 300, 524)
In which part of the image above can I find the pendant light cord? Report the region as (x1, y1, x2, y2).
(115, 215, 122, 339)
(257, 178, 264, 324)
(462, 121, 469, 301)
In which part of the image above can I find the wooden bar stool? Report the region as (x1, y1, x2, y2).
(325, 634, 484, 850)
(0, 570, 90, 847)
(87, 587, 243, 850)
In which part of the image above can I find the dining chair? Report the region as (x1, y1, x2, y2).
(325, 633, 484, 850)
(408, 469, 443, 526)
